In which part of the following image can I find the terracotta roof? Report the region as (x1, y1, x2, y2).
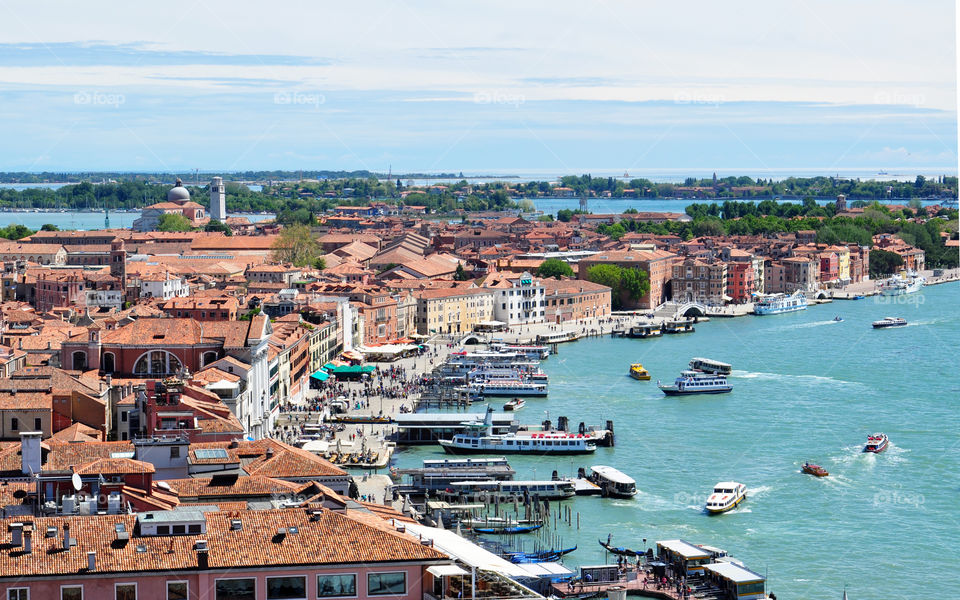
(74, 457, 156, 475)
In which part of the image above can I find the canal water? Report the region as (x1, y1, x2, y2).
(392, 282, 960, 599)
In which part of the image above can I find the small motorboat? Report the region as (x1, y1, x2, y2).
(599, 536, 638, 556)
(853, 295, 865, 300)
(833, 315, 843, 322)
(872, 317, 907, 329)
(629, 363, 651, 380)
(863, 433, 889, 453)
(705, 481, 747, 514)
(503, 398, 525, 411)
(801, 462, 829, 477)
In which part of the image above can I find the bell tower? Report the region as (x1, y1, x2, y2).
(210, 176, 227, 222)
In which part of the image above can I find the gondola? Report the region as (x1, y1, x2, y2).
(473, 524, 543, 534)
(598, 539, 637, 556)
(504, 546, 577, 563)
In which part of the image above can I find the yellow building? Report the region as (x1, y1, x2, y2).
(413, 288, 494, 334)
(828, 245, 851, 284)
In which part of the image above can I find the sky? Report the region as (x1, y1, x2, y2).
(0, 0, 956, 176)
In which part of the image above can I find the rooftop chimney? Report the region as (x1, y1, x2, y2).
(20, 431, 42, 475)
(63, 522, 71, 551)
(87, 551, 95, 571)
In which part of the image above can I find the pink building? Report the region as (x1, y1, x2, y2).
(0, 506, 450, 600)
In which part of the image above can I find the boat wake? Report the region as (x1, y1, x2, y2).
(730, 370, 865, 389)
(748, 485, 772, 498)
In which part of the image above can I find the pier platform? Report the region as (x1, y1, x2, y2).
(549, 577, 683, 599)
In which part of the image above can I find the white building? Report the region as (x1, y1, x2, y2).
(485, 271, 546, 327)
(140, 273, 189, 300)
(85, 289, 124, 310)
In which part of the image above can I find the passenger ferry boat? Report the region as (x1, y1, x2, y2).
(489, 342, 550, 360)
(447, 479, 576, 501)
(468, 366, 547, 384)
(589, 465, 637, 498)
(438, 408, 597, 455)
(658, 371, 733, 396)
(629, 363, 651, 380)
(872, 317, 907, 329)
(465, 380, 548, 398)
(392, 457, 515, 491)
(752, 291, 808, 315)
(705, 481, 747, 514)
(862, 433, 889, 453)
(688, 357, 732, 376)
(879, 272, 925, 296)
(662, 319, 695, 334)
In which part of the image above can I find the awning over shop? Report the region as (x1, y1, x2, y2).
(326, 365, 376, 375)
(427, 565, 469, 578)
(310, 369, 330, 381)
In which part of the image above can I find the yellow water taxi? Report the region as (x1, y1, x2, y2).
(629, 363, 651, 380)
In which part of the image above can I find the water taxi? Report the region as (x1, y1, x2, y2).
(863, 433, 889, 453)
(752, 291, 807, 315)
(801, 462, 829, 477)
(629, 363, 651, 380)
(879, 272, 925, 296)
(872, 317, 907, 329)
(658, 371, 733, 396)
(705, 481, 747, 514)
(503, 398, 525, 411)
(589, 465, 637, 498)
(688, 357, 732, 376)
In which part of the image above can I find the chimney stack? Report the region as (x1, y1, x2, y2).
(63, 522, 71, 550)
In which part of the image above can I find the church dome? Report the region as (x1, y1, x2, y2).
(167, 177, 191, 202)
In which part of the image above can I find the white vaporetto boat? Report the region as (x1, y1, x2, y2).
(465, 380, 548, 397)
(589, 465, 637, 498)
(438, 408, 597, 455)
(705, 481, 747, 514)
(752, 291, 807, 315)
(658, 371, 733, 396)
(879, 272, 925, 296)
(688, 357, 732, 376)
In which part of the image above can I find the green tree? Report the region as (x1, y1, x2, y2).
(869, 249, 904, 278)
(157, 213, 193, 232)
(454, 263, 470, 281)
(536, 258, 574, 280)
(313, 256, 327, 270)
(586, 264, 624, 309)
(619, 267, 650, 302)
(0, 224, 34, 240)
(40, 223, 59, 231)
(557, 209, 574, 222)
(518, 199, 535, 212)
(270, 224, 320, 267)
(204, 219, 233, 235)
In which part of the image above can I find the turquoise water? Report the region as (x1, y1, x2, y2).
(393, 282, 960, 599)
(0, 211, 275, 230)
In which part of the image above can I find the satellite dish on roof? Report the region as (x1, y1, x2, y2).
(71, 472, 82, 491)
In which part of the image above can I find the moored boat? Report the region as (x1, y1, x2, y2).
(465, 380, 548, 397)
(862, 433, 889, 453)
(658, 371, 733, 396)
(801, 462, 829, 477)
(598, 535, 637, 556)
(752, 290, 807, 315)
(872, 317, 907, 329)
(705, 481, 747, 514)
(438, 408, 598, 455)
(628, 323, 662, 338)
(629, 363, 651, 380)
(879, 272, 925, 296)
(590, 465, 637, 498)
